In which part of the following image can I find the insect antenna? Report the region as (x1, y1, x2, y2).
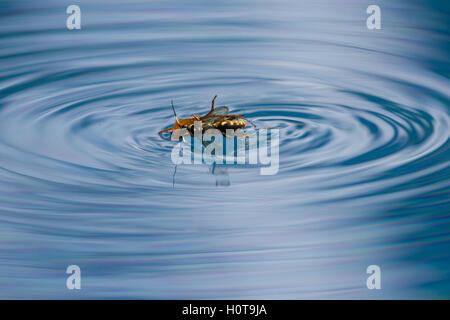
(171, 100, 181, 125)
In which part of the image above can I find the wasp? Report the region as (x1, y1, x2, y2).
(158, 95, 257, 138)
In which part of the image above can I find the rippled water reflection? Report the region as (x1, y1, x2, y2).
(0, 0, 449, 298)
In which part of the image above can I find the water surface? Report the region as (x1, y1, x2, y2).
(0, 0, 449, 298)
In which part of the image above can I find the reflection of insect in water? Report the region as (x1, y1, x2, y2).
(158, 95, 258, 139)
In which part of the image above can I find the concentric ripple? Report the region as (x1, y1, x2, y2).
(0, 0, 449, 299)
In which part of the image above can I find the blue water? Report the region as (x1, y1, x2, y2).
(0, 0, 449, 299)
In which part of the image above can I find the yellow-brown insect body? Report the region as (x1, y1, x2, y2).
(185, 117, 247, 136)
(159, 95, 254, 137)
(213, 119, 247, 132)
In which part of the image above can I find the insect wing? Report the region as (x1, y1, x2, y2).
(202, 106, 229, 126)
(211, 106, 229, 116)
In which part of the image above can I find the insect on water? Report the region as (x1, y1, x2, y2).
(158, 95, 259, 140)
(160, 96, 275, 185)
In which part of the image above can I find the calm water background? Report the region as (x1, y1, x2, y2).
(0, 0, 449, 299)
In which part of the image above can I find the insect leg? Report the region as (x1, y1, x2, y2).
(210, 95, 218, 113)
(242, 117, 257, 127)
(234, 131, 257, 138)
(159, 127, 174, 134)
